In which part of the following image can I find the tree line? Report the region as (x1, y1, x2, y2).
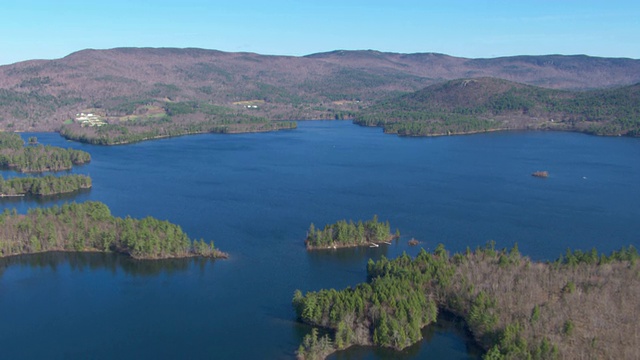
(354, 79, 640, 137)
(0, 88, 82, 127)
(0, 201, 227, 260)
(305, 216, 394, 249)
(59, 101, 297, 145)
(293, 242, 640, 359)
(60, 119, 297, 145)
(0, 174, 91, 197)
(0, 133, 91, 172)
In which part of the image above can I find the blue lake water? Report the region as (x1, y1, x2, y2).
(1, 121, 639, 359)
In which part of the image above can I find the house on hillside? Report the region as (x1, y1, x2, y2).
(75, 113, 106, 127)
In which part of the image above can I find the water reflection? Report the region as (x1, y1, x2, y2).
(0, 251, 216, 277)
(0, 187, 92, 207)
(329, 312, 483, 360)
(306, 245, 390, 266)
(2, 125, 637, 358)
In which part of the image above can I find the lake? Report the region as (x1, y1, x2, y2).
(1, 121, 639, 359)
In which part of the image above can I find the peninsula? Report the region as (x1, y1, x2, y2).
(293, 243, 639, 359)
(305, 216, 394, 250)
(58, 102, 298, 145)
(0, 201, 227, 260)
(355, 78, 640, 138)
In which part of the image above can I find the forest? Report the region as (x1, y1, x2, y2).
(355, 78, 640, 137)
(58, 101, 298, 145)
(0, 133, 91, 172)
(0, 174, 91, 197)
(305, 216, 394, 249)
(0, 201, 227, 260)
(293, 243, 640, 360)
(2, 48, 640, 134)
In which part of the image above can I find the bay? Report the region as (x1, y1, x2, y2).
(1, 121, 638, 359)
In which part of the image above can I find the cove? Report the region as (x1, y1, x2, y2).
(1, 121, 639, 359)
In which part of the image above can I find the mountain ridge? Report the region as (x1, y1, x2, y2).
(1, 47, 639, 132)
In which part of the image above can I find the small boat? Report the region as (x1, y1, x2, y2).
(532, 171, 549, 178)
(369, 243, 379, 248)
(382, 241, 392, 245)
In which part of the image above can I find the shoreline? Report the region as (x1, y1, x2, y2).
(357, 121, 639, 139)
(59, 123, 297, 146)
(0, 247, 229, 261)
(295, 245, 640, 359)
(7, 120, 636, 148)
(0, 185, 92, 198)
(305, 235, 396, 251)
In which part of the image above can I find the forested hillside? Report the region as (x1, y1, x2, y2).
(1, 48, 639, 134)
(294, 243, 640, 359)
(355, 78, 640, 137)
(57, 101, 297, 145)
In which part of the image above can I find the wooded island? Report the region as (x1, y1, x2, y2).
(305, 216, 395, 250)
(0, 174, 91, 197)
(0, 201, 226, 260)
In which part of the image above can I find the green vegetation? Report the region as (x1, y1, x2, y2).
(241, 82, 308, 106)
(355, 78, 640, 137)
(296, 328, 338, 360)
(0, 201, 227, 260)
(59, 101, 297, 145)
(305, 216, 392, 249)
(0, 89, 82, 124)
(0, 133, 90, 172)
(297, 67, 427, 102)
(2, 49, 640, 135)
(0, 174, 91, 197)
(293, 243, 640, 359)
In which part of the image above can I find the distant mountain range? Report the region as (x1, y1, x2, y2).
(0, 47, 639, 135)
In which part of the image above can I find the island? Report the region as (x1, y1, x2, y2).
(0, 133, 91, 172)
(0, 201, 227, 260)
(305, 216, 395, 250)
(293, 242, 639, 360)
(0, 174, 91, 197)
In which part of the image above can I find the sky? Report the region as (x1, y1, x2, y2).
(1, 0, 639, 65)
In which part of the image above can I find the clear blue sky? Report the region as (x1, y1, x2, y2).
(1, 0, 638, 65)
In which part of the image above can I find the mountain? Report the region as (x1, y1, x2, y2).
(355, 77, 640, 136)
(0, 47, 639, 133)
(306, 50, 640, 89)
